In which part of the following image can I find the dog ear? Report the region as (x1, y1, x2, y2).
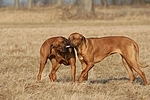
(81, 35, 87, 47)
(60, 36, 67, 41)
(81, 35, 86, 43)
(81, 36, 85, 41)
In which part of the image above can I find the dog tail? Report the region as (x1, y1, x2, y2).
(133, 41, 148, 68)
(139, 63, 149, 68)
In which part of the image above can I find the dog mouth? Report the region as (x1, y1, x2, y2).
(59, 45, 71, 53)
(66, 40, 75, 48)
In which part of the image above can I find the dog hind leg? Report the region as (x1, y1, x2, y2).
(123, 55, 148, 85)
(128, 61, 148, 85)
(49, 59, 60, 82)
(121, 44, 148, 85)
(122, 57, 135, 83)
(37, 57, 47, 81)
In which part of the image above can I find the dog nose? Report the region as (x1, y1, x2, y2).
(65, 40, 71, 48)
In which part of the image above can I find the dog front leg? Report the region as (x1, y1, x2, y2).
(78, 62, 94, 83)
(69, 58, 76, 83)
(81, 61, 88, 81)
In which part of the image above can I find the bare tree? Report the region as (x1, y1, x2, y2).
(75, 0, 80, 5)
(27, 0, 32, 9)
(112, 0, 124, 5)
(43, 0, 51, 6)
(56, 0, 62, 7)
(0, 0, 2, 7)
(101, 0, 107, 7)
(14, 0, 19, 9)
(76, 0, 95, 18)
(131, 0, 146, 5)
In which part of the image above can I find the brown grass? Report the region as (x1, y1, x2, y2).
(0, 6, 150, 100)
(0, 5, 150, 23)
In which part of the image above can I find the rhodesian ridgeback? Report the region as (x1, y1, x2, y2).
(37, 36, 76, 83)
(68, 32, 148, 85)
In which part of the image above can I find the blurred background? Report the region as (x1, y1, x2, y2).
(1, 0, 150, 7)
(0, 1, 150, 100)
(0, 0, 150, 21)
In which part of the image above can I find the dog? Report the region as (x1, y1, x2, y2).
(68, 32, 148, 85)
(37, 36, 76, 83)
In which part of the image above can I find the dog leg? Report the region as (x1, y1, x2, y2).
(126, 60, 148, 85)
(81, 62, 88, 81)
(122, 58, 135, 83)
(132, 65, 148, 85)
(78, 62, 94, 83)
(69, 58, 76, 83)
(49, 59, 60, 82)
(124, 48, 148, 85)
(37, 58, 47, 81)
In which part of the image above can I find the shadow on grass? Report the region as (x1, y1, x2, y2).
(57, 77, 71, 83)
(54, 76, 143, 85)
(90, 77, 143, 85)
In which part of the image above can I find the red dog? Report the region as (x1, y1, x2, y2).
(37, 36, 76, 82)
(68, 33, 148, 85)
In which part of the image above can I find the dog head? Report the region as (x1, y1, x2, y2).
(68, 32, 86, 47)
(51, 36, 69, 52)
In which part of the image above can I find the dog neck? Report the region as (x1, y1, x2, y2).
(75, 38, 87, 55)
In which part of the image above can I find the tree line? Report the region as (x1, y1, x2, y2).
(0, 0, 149, 8)
(0, 0, 149, 18)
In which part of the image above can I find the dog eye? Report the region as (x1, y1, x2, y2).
(63, 41, 67, 45)
(73, 37, 76, 40)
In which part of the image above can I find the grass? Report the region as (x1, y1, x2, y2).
(0, 6, 150, 100)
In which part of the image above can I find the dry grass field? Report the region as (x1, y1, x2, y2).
(0, 6, 150, 100)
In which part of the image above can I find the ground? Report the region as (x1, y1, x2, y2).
(0, 6, 150, 100)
